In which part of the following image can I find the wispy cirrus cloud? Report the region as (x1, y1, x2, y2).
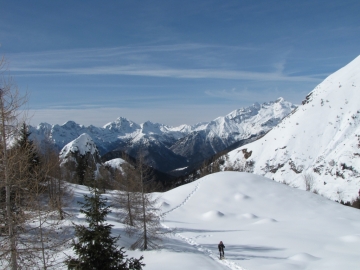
(12, 65, 319, 82)
(7, 44, 320, 83)
(8, 43, 255, 67)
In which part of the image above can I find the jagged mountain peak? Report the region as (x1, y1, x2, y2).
(62, 120, 84, 129)
(226, 97, 295, 120)
(170, 98, 296, 169)
(140, 121, 166, 135)
(202, 98, 296, 136)
(103, 117, 140, 133)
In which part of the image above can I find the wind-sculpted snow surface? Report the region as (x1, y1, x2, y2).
(159, 172, 360, 270)
(226, 55, 360, 202)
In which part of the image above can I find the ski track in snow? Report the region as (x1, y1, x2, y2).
(161, 180, 247, 270)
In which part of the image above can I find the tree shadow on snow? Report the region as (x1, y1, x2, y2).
(162, 219, 196, 224)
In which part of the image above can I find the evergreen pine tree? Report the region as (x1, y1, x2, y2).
(16, 122, 40, 175)
(66, 188, 144, 270)
(76, 155, 88, 185)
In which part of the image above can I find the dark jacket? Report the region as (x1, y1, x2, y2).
(218, 243, 225, 251)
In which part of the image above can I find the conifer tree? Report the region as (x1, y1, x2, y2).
(16, 122, 40, 168)
(66, 188, 144, 270)
(76, 155, 88, 185)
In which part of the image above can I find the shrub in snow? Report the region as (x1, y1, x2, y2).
(303, 173, 314, 191)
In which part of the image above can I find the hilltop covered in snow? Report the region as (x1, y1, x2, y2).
(59, 133, 99, 159)
(59, 133, 103, 181)
(226, 55, 360, 202)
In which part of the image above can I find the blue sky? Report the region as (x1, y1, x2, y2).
(1, 0, 359, 126)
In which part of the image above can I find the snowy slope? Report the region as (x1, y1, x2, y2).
(58, 172, 360, 270)
(226, 55, 360, 202)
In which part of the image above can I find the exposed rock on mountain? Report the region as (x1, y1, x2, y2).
(226, 55, 360, 202)
(59, 133, 102, 183)
(30, 99, 296, 174)
(171, 98, 296, 168)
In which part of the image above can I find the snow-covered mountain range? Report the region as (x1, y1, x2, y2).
(226, 55, 360, 203)
(30, 98, 296, 173)
(170, 98, 296, 168)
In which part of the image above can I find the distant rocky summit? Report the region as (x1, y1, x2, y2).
(30, 98, 296, 174)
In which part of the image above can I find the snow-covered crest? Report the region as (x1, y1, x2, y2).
(59, 133, 99, 159)
(103, 117, 140, 134)
(59, 133, 103, 180)
(226, 55, 360, 202)
(202, 97, 296, 138)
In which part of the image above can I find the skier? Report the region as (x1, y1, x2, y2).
(218, 241, 225, 259)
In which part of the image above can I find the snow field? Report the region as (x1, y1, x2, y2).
(160, 178, 246, 270)
(48, 171, 360, 269)
(159, 172, 360, 270)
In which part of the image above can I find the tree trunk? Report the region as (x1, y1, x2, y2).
(127, 193, 134, 226)
(0, 91, 17, 270)
(140, 165, 148, 250)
